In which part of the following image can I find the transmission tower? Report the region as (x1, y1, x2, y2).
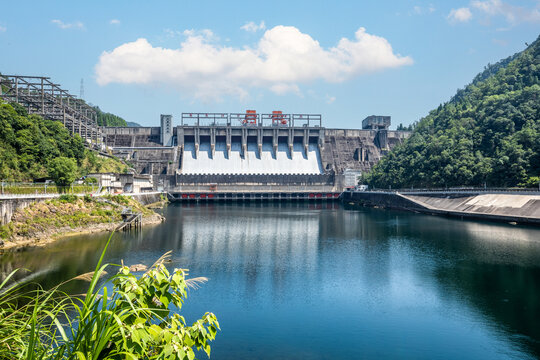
(80, 78, 85, 99)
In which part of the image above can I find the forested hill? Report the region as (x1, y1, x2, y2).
(0, 101, 128, 182)
(91, 106, 141, 127)
(93, 106, 127, 126)
(365, 35, 540, 188)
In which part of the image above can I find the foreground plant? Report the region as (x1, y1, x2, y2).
(0, 236, 219, 360)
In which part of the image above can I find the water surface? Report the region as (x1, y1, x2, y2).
(2, 203, 540, 359)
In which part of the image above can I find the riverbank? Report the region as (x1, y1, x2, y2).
(342, 190, 540, 225)
(0, 194, 165, 250)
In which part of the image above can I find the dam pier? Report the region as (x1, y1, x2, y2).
(103, 112, 410, 200)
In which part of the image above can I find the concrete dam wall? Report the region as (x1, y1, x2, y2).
(102, 121, 410, 194)
(182, 141, 322, 175)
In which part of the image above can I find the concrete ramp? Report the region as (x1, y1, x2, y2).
(181, 141, 323, 175)
(342, 191, 540, 225)
(400, 193, 540, 222)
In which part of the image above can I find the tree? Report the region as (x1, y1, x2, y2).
(365, 35, 540, 189)
(48, 157, 78, 186)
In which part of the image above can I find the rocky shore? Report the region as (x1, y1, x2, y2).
(0, 194, 166, 251)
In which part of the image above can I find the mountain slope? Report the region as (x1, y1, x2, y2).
(0, 101, 128, 181)
(365, 36, 540, 188)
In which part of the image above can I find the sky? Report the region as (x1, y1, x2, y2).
(0, 0, 538, 129)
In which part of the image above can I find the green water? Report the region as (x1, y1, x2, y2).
(2, 202, 540, 359)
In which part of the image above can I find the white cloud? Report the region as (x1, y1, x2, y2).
(471, 0, 540, 24)
(240, 21, 266, 32)
(447, 7, 473, 23)
(51, 19, 84, 30)
(95, 26, 413, 100)
(0, 25, 6, 33)
(110, 19, 121, 25)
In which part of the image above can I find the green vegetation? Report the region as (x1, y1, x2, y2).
(396, 123, 414, 131)
(93, 105, 129, 127)
(0, 194, 153, 240)
(48, 157, 78, 187)
(92, 105, 141, 127)
(365, 36, 540, 188)
(79, 149, 129, 175)
(0, 100, 128, 182)
(0, 235, 219, 359)
(0, 183, 95, 195)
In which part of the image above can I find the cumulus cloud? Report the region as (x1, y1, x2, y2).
(51, 19, 84, 30)
(447, 7, 473, 23)
(95, 26, 413, 100)
(110, 19, 121, 25)
(471, 0, 540, 24)
(241, 21, 266, 32)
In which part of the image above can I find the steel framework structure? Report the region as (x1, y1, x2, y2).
(181, 112, 322, 127)
(0, 75, 101, 144)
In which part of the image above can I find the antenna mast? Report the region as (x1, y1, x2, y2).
(80, 78, 84, 99)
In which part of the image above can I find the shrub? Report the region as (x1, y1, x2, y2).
(48, 157, 78, 187)
(83, 177, 98, 185)
(0, 235, 220, 359)
(58, 194, 78, 203)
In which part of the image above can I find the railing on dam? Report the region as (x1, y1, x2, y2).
(364, 186, 540, 194)
(181, 112, 322, 127)
(175, 173, 335, 185)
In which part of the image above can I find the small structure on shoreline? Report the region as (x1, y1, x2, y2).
(86, 173, 153, 194)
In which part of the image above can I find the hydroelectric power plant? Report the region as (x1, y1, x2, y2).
(0, 74, 410, 201)
(103, 112, 410, 200)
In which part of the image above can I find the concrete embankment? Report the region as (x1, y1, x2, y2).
(342, 191, 540, 225)
(1, 195, 64, 226)
(126, 192, 164, 206)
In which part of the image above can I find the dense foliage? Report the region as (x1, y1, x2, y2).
(93, 105, 129, 127)
(365, 36, 540, 188)
(0, 101, 85, 180)
(48, 157, 78, 186)
(0, 101, 128, 181)
(0, 236, 220, 359)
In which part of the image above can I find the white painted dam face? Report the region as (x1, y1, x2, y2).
(181, 141, 323, 175)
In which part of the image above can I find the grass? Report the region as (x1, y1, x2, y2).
(0, 184, 95, 195)
(0, 234, 220, 359)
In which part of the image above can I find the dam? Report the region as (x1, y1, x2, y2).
(102, 112, 410, 199)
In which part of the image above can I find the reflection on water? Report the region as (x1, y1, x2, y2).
(1, 203, 540, 359)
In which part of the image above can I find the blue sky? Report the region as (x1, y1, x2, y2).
(0, 0, 538, 128)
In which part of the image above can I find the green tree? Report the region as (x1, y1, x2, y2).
(365, 35, 540, 189)
(48, 157, 78, 186)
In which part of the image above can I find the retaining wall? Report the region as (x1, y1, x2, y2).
(342, 191, 540, 225)
(126, 192, 163, 205)
(0, 196, 54, 225)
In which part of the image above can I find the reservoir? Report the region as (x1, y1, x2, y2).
(2, 203, 540, 359)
